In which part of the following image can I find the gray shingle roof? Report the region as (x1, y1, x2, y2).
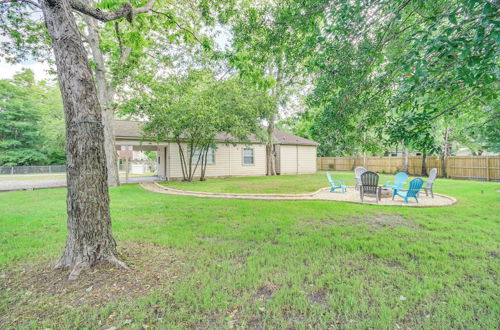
(113, 120, 319, 146)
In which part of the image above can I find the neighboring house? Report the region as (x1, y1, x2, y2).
(113, 120, 319, 180)
(117, 145, 156, 175)
(117, 146, 150, 161)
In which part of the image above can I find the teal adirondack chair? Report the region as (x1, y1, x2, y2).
(326, 172, 346, 193)
(393, 178, 424, 204)
(385, 172, 408, 191)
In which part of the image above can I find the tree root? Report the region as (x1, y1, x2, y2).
(54, 258, 65, 270)
(107, 254, 131, 271)
(57, 254, 130, 281)
(68, 261, 90, 281)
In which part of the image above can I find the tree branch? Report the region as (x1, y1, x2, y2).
(114, 21, 123, 56)
(427, 90, 482, 122)
(0, 0, 41, 8)
(151, 9, 202, 44)
(69, 0, 155, 23)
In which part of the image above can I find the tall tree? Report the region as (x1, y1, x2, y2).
(1, 0, 156, 280)
(230, 0, 318, 174)
(81, 4, 121, 186)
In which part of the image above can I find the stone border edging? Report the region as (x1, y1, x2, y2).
(140, 182, 458, 207)
(152, 182, 325, 198)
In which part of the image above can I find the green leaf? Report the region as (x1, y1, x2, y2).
(448, 14, 457, 25)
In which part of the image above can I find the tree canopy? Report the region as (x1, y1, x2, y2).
(268, 0, 499, 157)
(0, 69, 64, 166)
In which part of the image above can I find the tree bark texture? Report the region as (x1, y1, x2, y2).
(266, 120, 276, 176)
(402, 146, 409, 173)
(84, 11, 120, 187)
(441, 127, 452, 178)
(41, 0, 123, 280)
(421, 152, 428, 176)
(351, 152, 358, 171)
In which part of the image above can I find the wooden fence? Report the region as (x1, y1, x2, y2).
(317, 156, 500, 182)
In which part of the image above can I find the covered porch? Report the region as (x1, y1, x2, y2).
(114, 138, 168, 182)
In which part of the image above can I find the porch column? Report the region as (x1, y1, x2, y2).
(156, 146, 168, 180)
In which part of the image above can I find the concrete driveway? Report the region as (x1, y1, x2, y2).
(0, 174, 160, 192)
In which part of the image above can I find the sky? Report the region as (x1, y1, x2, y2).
(0, 58, 53, 81)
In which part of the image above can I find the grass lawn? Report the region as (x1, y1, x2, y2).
(1, 171, 499, 328)
(160, 173, 332, 194)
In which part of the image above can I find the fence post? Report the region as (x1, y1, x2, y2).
(11, 167, 14, 175)
(486, 157, 490, 182)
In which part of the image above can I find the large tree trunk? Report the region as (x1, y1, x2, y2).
(41, 0, 125, 280)
(402, 146, 409, 173)
(83, 12, 120, 187)
(266, 119, 276, 176)
(441, 127, 452, 178)
(351, 151, 358, 170)
(421, 152, 428, 176)
(200, 146, 209, 181)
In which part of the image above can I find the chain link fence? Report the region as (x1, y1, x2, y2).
(0, 165, 66, 175)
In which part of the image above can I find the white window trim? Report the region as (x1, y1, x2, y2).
(242, 147, 255, 166)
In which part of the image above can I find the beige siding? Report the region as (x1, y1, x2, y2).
(298, 146, 317, 173)
(279, 145, 299, 175)
(167, 142, 266, 179)
(279, 145, 317, 175)
(228, 144, 266, 176)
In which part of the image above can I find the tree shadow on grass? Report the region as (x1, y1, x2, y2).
(0, 242, 184, 328)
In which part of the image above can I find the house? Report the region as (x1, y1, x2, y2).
(113, 120, 319, 180)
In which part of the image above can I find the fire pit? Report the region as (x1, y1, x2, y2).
(380, 187, 393, 198)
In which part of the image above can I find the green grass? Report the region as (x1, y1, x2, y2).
(1, 171, 499, 328)
(160, 171, 428, 194)
(160, 173, 331, 193)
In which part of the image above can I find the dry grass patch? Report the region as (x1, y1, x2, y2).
(307, 289, 328, 307)
(255, 281, 280, 301)
(340, 214, 423, 231)
(301, 214, 423, 231)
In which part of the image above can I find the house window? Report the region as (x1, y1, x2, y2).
(191, 147, 215, 164)
(243, 148, 254, 165)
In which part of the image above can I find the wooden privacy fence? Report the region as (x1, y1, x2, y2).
(317, 156, 500, 182)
